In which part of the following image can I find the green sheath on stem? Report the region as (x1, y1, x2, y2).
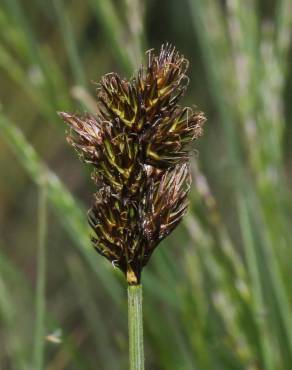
(128, 285, 144, 370)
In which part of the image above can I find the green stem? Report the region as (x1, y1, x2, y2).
(33, 181, 47, 370)
(128, 284, 145, 370)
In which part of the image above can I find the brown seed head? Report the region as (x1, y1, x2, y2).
(59, 44, 205, 284)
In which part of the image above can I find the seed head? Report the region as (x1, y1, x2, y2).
(59, 44, 205, 284)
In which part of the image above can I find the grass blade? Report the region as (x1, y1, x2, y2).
(237, 194, 276, 370)
(52, 0, 87, 87)
(33, 181, 48, 370)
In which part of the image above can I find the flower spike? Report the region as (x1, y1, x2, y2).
(59, 44, 205, 284)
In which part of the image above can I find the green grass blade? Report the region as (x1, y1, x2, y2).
(3, 0, 59, 106)
(187, 0, 244, 186)
(275, 0, 292, 75)
(88, 0, 134, 73)
(52, 0, 87, 87)
(237, 194, 276, 370)
(0, 267, 27, 370)
(67, 255, 121, 370)
(33, 182, 48, 370)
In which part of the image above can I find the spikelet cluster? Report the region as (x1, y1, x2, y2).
(59, 44, 205, 284)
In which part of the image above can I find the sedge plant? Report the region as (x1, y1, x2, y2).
(59, 44, 205, 369)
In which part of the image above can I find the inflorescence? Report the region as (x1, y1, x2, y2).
(59, 44, 205, 285)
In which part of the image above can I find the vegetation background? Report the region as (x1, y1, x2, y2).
(0, 0, 292, 369)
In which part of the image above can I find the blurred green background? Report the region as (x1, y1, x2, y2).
(0, 0, 292, 369)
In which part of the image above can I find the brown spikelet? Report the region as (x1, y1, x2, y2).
(59, 43, 205, 284)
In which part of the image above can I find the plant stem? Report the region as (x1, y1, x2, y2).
(128, 284, 145, 370)
(33, 181, 47, 370)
